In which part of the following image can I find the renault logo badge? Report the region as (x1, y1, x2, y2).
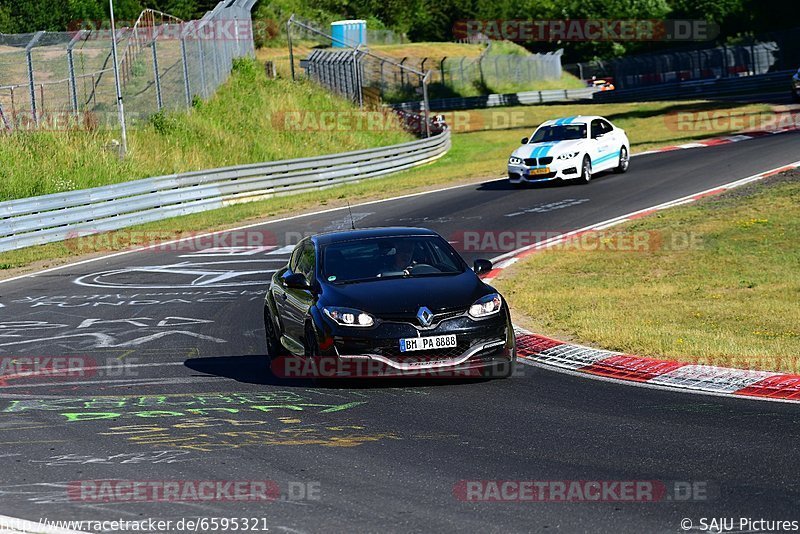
(417, 306, 434, 327)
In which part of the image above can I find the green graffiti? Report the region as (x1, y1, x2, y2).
(63, 412, 120, 422)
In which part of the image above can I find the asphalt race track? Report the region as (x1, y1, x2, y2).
(1, 131, 799, 533)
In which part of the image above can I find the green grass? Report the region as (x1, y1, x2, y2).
(0, 58, 413, 201)
(494, 171, 800, 373)
(0, 99, 773, 274)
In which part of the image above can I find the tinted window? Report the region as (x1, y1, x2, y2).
(322, 236, 465, 284)
(531, 124, 587, 142)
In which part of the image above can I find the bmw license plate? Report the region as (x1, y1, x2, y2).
(400, 334, 457, 352)
(529, 167, 550, 175)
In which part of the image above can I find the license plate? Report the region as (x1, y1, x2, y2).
(529, 167, 550, 175)
(400, 334, 457, 352)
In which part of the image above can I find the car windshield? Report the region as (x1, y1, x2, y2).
(530, 124, 587, 142)
(322, 236, 466, 284)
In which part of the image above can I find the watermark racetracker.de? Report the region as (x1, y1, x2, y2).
(453, 19, 719, 42)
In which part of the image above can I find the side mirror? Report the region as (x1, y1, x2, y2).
(283, 272, 310, 290)
(520, 137, 528, 145)
(473, 259, 493, 275)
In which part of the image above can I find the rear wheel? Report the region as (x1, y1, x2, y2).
(615, 146, 629, 173)
(579, 156, 592, 184)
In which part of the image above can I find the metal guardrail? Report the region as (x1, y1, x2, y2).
(0, 129, 451, 252)
(592, 70, 794, 103)
(390, 87, 598, 112)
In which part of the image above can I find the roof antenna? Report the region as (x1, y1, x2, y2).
(346, 201, 356, 230)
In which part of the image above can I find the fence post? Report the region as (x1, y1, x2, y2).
(25, 31, 45, 127)
(197, 38, 208, 98)
(180, 26, 192, 106)
(440, 56, 446, 84)
(67, 30, 86, 115)
(151, 28, 164, 110)
(0, 102, 11, 131)
(352, 45, 363, 108)
(287, 16, 296, 80)
(422, 70, 431, 138)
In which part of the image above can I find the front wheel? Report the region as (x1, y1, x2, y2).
(579, 156, 592, 184)
(615, 146, 629, 174)
(264, 304, 285, 363)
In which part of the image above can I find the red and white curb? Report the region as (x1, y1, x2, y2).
(513, 329, 800, 403)
(487, 159, 800, 403)
(635, 125, 800, 156)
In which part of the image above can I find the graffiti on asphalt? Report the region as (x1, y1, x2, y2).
(0, 316, 227, 350)
(73, 260, 277, 289)
(6, 290, 266, 308)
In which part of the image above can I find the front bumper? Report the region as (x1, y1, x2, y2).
(508, 160, 581, 183)
(317, 311, 515, 377)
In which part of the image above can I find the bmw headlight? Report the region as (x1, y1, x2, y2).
(468, 293, 503, 319)
(508, 157, 523, 165)
(323, 307, 375, 327)
(557, 151, 580, 160)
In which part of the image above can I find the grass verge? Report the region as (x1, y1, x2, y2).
(0, 100, 774, 274)
(494, 170, 800, 373)
(0, 58, 413, 201)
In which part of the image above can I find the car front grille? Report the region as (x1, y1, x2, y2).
(523, 157, 554, 166)
(377, 307, 467, 325)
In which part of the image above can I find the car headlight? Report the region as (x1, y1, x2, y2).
(508, 157, 522, 165)
(323, 307, 375, 327)
(557, 151, 580, 160)
(468, 293, 503, 319)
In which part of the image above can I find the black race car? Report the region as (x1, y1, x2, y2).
(264, 227, 516, 379)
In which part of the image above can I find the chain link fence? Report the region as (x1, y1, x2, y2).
(565, 28, 800, 89)
(289, 16, 563, 119)
(0, 0, 256, 132)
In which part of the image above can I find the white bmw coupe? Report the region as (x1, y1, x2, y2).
(508, 116, 630, 186)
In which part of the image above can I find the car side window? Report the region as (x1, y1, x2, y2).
(590, 119, 603, 139)
(289, 242, 304, 272)
(296, 242, 316, 285)
(600, 120, 613, 134)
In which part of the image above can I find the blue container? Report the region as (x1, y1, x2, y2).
(331, 20, 367, 48)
